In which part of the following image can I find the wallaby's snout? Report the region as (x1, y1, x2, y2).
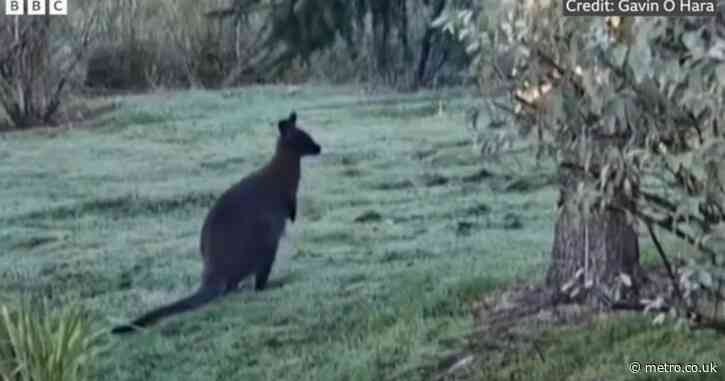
(310, 142, 321, 156)
(295, 130, 321, 156)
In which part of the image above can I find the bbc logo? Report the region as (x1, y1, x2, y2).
(5, 0, 68, 15)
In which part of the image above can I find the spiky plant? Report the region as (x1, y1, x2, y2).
(0, 302, 102, 381)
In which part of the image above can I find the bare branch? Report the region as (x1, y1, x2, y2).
(632, 208, 718, 259)
(646, 223, 686, 307)
(44, 7, 100, 122)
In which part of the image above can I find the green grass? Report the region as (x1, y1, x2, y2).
(469, 314, 725, 381)
(0, 85, 720, 380)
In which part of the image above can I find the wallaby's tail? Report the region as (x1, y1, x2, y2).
(111, 286, 224, 335)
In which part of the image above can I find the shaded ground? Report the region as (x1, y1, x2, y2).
(434, 274, 725, 381)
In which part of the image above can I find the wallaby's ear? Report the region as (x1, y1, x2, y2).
(288, 111, 297, 126)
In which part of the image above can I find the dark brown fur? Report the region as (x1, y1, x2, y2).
(112, 112, 321, 334)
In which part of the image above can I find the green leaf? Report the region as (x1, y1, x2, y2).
(707, 40, 725, 61)
(698, 270, 714, 288)
(629, 37, 652, 83)
(714, 64, 725, 86)
(466, 41, 480, 55)
(682, 29, 706, 59)
(611, 45, 628, 68)
(431, 11, 450, 28)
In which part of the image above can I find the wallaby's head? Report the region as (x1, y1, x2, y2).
(277, 112, 322, 157)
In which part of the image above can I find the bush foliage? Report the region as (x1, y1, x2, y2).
(442, 1, 725, 325)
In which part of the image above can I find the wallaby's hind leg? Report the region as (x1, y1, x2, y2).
(255, 261, 273, 291)
(224, 268, 253, 293)
(255, 249, 277, 291)
(224, 280, 240, 294)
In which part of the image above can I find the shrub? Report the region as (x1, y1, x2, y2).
(84, 42, 152, 91)
(0, 302, 102, 381)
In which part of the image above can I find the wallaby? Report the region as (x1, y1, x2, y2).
(111, 111, 321, 334)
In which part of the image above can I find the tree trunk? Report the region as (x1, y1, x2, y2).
(399, 0, 412, 64)
(379, 13, 390, 72)
(546, 167, 644, 307)
(415, 0, 446, 87)
(371, 1, 391, 74)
